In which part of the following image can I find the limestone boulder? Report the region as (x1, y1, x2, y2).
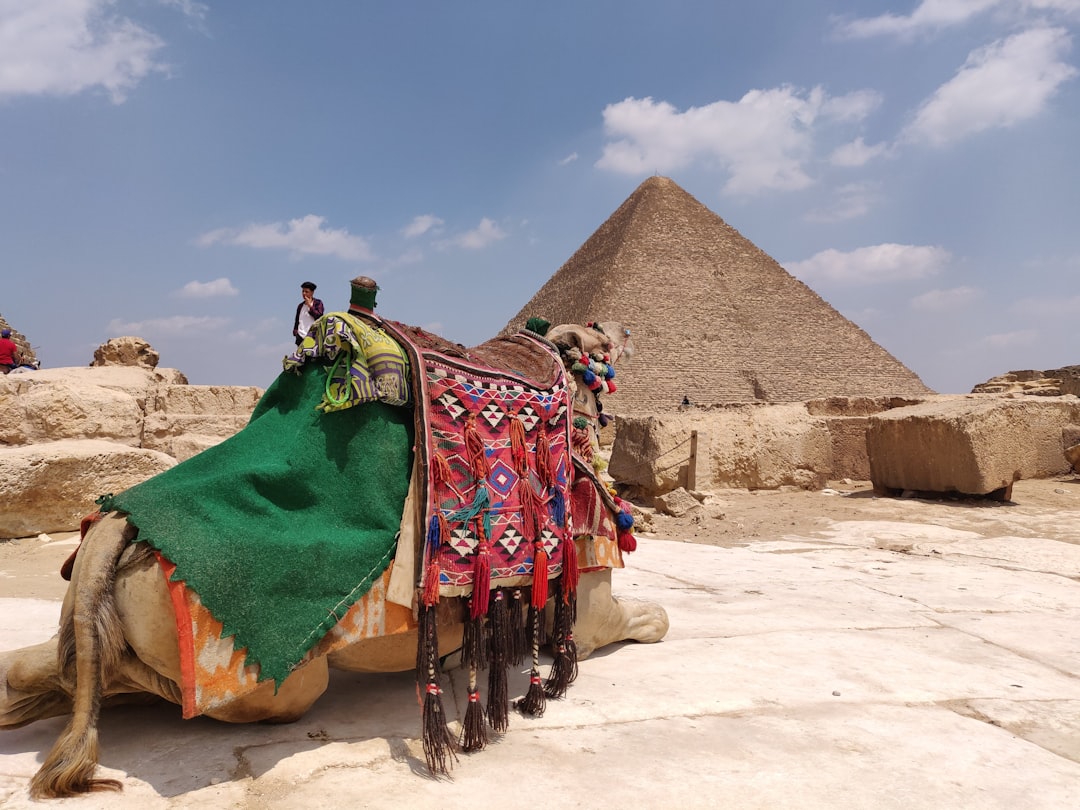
(141, 384, 262, 460)
(1, 381, 143, 446)
(866, 395, 1080, 497)
(0, 439, 176, 537)
(610, 404, 834, 495)
(91, 336, 160, 369)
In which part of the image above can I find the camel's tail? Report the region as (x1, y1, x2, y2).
(29, 513, 131, 799)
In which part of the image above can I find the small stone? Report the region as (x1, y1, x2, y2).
(832, 690, 841, 697)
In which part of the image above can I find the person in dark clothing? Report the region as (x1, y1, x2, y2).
(293, 281, 324, 345)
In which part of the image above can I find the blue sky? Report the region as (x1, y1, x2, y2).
(2, 1, 1079, 394)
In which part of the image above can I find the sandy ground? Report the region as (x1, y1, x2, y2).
(3, 477, 1080, 808)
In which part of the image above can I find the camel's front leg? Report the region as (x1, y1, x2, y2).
(573, 568, 669, 660)
(0, 639, 73, 729)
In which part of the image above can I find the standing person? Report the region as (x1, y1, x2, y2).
(292, 282, 324, 345)
(0, 328, 20, 374)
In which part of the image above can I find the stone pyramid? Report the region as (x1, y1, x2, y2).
(504, 176, 932, 412)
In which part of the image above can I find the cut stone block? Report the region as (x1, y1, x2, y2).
(0, 439, 176, 537)
(867, 396, 1080, 498)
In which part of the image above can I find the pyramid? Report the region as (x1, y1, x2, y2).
(504, 176, 932, 412)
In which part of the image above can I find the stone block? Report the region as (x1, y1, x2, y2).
(0, 439, 176, 537)
(866, 395, 1080, 497)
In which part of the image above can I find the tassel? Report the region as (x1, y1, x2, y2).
(417, 604, 457, 774)
(460, 669, 487, 752)
(559, 534, 579, 596)
(509, 413, 529, 474)
(431, 453, 454, 490)
(516, 607, 547, 717)
(464, 413, 490, 480)
(531, 542, 549, 608)
(461, 614, 488, 671)
(551, 487, 566, 530)
(545, 579, 578, 699)
(422, 515, 443, 607)
(535, 429, 554, 487)
(617, 529, 637, 552)
(509, 589, 526, 666)
(486, 589, 510, 733)
(470, 534, 492, 619)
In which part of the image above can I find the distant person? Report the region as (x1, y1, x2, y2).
(0, 328, 20, 374)
(293, 281, 324, 345)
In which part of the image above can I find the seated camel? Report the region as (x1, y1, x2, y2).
(0, 310, 668, 800)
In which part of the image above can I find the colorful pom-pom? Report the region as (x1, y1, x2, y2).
(606, 381, 617, 394)
(606, 366, 615, 380)
(582, 368, 596, 384)
(616, 509, 634, 531)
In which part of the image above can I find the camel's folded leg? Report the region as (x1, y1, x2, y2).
(572, 568, 670, 660)
(0, 639, 73, 729)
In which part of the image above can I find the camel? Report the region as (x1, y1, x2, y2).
(0, 316, 670, 799)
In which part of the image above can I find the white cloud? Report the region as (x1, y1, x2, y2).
(837, 1, 1080, 39)
(804, 182, 880, 223)
(197, 215, 373, 261)
(829, 137, 890, 167)
(784, 243, 952, 284)
(902, 27, 1077, 147)
(596, 88, 882, 195)
(979, 329, 1038, 348)
(910, 286, 982, 310)
(559, 152, 579, 165)
(445, 218, 507, 250)
(174, 278, 239, 299)
(401, 214, 444, 239)
(106, 315, 229, 336)
(836, 0, 1002, 40)
(0, 0, 168, 103)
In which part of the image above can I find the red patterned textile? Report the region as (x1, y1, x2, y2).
(379, 319, 574, 597)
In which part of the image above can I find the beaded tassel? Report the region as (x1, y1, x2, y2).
(460, 667, 487, 752)
(417, 604, 457, 774)
(516, 605, 547, 717)
(486, 588, 510, 733)
(545, 577, 578, 699)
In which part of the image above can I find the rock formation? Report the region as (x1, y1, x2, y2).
(91, 335, 163, 370)
(0, 339, 262, 538)
(972, 366, 1080, 397)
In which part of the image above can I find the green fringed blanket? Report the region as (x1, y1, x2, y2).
(112, 362, 414, 686)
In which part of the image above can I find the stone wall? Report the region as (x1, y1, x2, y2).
(0, 365, 263, 537)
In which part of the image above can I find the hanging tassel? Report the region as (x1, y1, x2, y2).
(470, 531, 492, 620)
(509, 589, 527, 666)
(531, 541, 549, 609)
(558, 533, 579, 596)
(486, 589, 510, 733)
(535, 429, 555, 487)
(417, 604, 457, 774)
(464, 413, 490, 480)
(422, 515, 443, 607)
(431, 453, 454, 490)
(509, 413, 529, 474)
(617, 529, 637, 552)
(545, 579, 578, 699)
(516, 606, 547, 717)
(460, 668, 488, 752)
(461, 612, 488, 672)
(551, 486, 566, 528)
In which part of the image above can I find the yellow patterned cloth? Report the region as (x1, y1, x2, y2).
(284, 312, 410, 412)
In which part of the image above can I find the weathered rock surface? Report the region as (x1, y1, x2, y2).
(610, 397, 924, 496)
(0, 363, 263, 536)
(0, 439, 176, 536)
(866, 395, 1080, 497)
(91, 335, 161, 369)
(972, 366, 1080, 397)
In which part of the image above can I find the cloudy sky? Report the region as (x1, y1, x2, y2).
(2, 1, 1079, 393)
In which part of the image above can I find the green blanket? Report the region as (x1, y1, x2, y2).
(113, 362, 414, 686)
